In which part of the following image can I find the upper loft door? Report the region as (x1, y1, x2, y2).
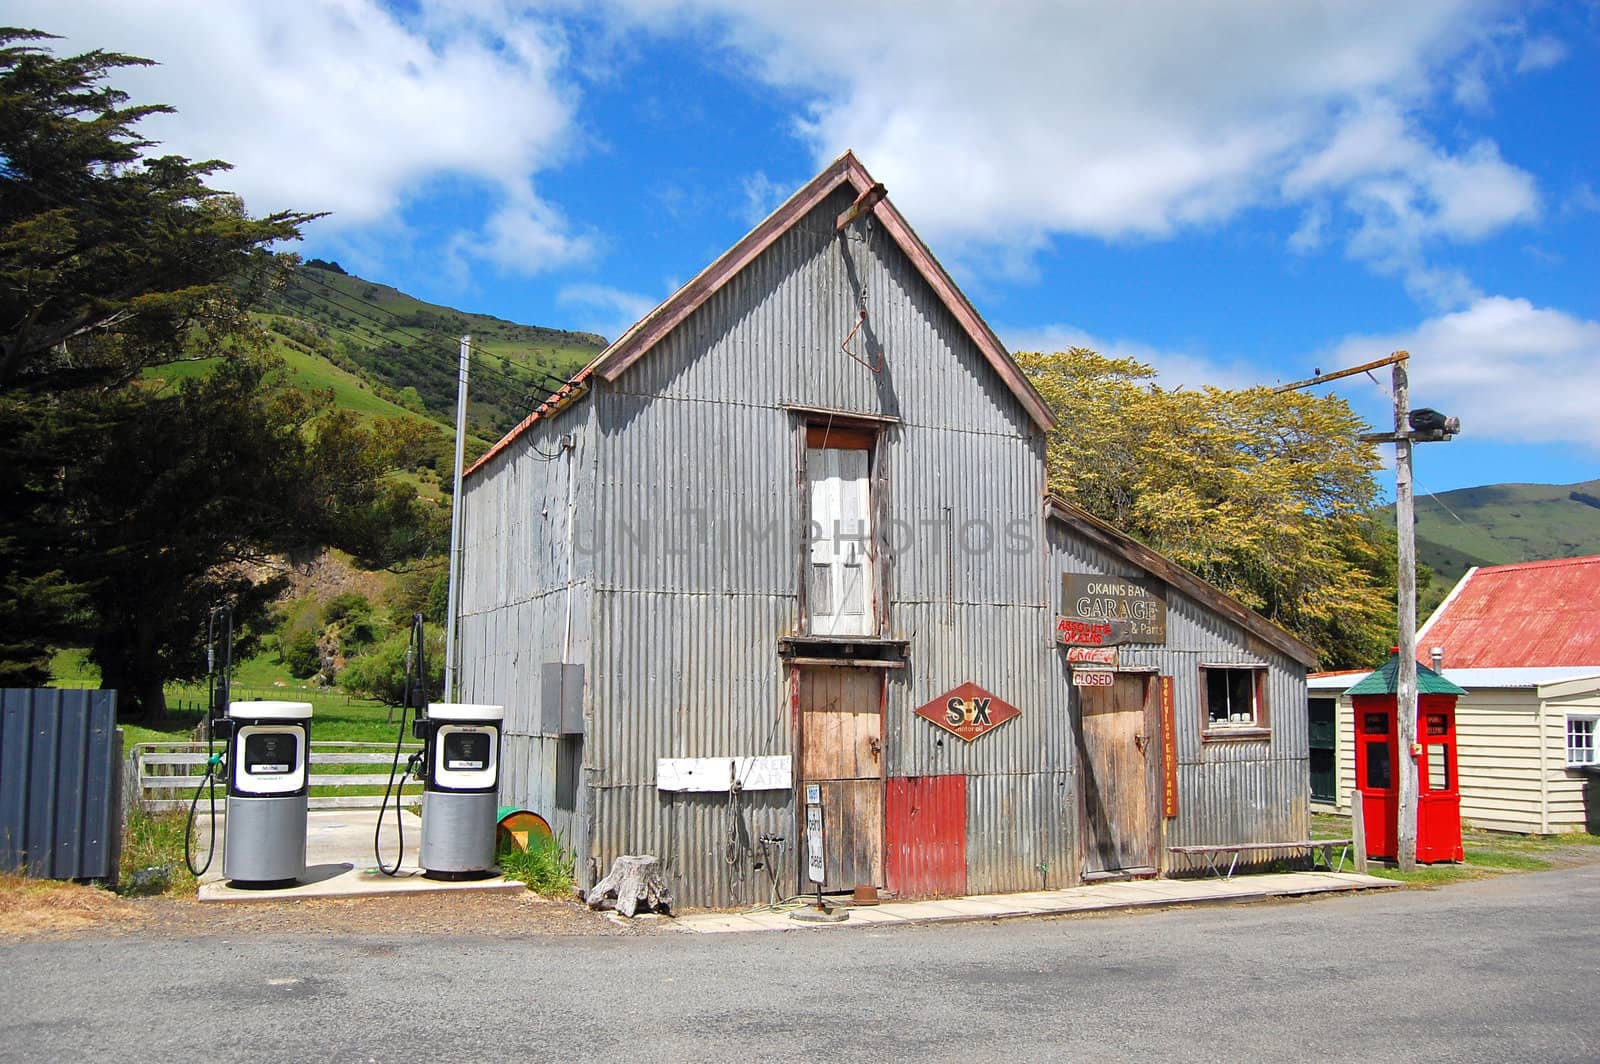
(806, 426, 875, 637)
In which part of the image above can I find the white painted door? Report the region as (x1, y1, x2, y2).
(807, 446, 873, 636)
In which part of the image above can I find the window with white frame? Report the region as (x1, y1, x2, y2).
(806, 426, 875, 637)
(1567, 714, 1598, 768)
(1202, 665, 1267, 733)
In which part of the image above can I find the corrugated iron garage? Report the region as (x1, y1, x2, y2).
(455, 152, 1320, 907)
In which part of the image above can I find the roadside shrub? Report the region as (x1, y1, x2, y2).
(498, 835, 577, 897)
(120, 808, 199, 896)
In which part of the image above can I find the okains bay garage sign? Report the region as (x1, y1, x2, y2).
(1059, 573, 1167, 645)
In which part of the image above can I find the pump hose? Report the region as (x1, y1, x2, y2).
(183, 753, 221, 877)
(374, 703, 411, 876)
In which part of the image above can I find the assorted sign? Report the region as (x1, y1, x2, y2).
(913, 681, 1022, 743)
(1061, 573, 1167, 644)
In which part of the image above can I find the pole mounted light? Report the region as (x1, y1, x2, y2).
(1276, 350, 1460, 872)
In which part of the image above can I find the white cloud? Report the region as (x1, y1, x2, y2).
(1327, 297, 1600, 450)
(557, 283, 661, 344)
(1283, 99, 1537, 306)
(598, 0, 1547, 302)
(1002, 323, 1262, 391)
(18, 0, 591, 273)
(1515, 34, 1567, 73)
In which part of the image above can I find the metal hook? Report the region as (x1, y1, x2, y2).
(841, 307, 883, 374)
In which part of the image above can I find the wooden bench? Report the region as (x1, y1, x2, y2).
(1169, 839, 1354, 879)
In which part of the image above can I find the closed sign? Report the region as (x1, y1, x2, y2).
(1072, 669, 1115, 688)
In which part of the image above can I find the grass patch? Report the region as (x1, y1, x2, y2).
(498, 837, 577, 897)
(120, 807, 202, 897)
(1313, 810, 1593, 886)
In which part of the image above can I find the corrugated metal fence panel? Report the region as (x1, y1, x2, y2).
(1164, 759, 1311, 875)
(885, 774, 966, 898)
(964, 771, 1076, 894)
(589, 783, 794, 909)
(588, 590, 794, 787)
(0, 689, 121, 881)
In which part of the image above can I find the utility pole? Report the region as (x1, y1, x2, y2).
(443, 334, 470, 703)
(1392, 357, 1419, 873)
(1276, 349, 1457, 873)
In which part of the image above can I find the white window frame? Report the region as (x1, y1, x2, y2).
(1566, 713, 1599, 768)
(806, 443, 875, 637)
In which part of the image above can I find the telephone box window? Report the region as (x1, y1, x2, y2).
(1426, 713, 1448, 737)
(1363, 713, 1388, 735)
(1427, 744, 1450, 791)
(1366, 741, 1392, 789)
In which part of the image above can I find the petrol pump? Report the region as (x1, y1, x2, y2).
(219, 699, 313, 884)
(416, 702, 504, 877)
(1349, 651, 1466, 864)
(375, 615, 503, 878)
(185, 605, 313, 886)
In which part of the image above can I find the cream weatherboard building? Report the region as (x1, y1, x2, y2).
(1310, 556, 1600, 834)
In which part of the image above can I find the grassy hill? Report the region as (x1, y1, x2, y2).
(260, 258, 607, 447)
(1396, 479, 1600, 612)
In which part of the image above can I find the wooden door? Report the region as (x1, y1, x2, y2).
(1078, 674, 1156, 877)
(798, 666, 883, 892)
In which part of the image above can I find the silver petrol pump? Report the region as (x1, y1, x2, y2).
(220, 699, 312, 886)
(417, 702, 504, 877)
(375, 614, 503, 879)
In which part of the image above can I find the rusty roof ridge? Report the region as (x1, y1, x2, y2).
(464, 150, 1059, 481)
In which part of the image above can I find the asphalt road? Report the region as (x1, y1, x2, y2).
(5, 865, 1598, 1063)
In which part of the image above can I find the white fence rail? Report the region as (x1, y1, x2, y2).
(128, 741, 422, 812)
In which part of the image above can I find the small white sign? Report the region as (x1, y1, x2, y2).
(1072, 669, 1116, 688)
(805, 783, 821, 805)
(805, 803, 825, 884)
(655, 755, 793, 793)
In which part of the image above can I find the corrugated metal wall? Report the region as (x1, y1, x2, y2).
(580, 186, 1056, 905)
(0, 689, 122, 882)
(1048, 523, 1311, 875)
(459, 179, 1311, 904)
(458, 401, 595, 859)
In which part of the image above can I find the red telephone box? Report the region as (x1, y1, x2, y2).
(1349, 653, 1466, 863)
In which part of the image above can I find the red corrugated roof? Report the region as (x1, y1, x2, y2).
(1418, 555, 1600, 669)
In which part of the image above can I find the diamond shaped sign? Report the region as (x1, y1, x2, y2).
(914, 682, 1021, 743)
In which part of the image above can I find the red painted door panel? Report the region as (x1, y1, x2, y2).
(885, 775, 967, 899)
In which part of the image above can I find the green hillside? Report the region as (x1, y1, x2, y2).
(1395, 479, 1600, 610)
(260, 259, 607, 445)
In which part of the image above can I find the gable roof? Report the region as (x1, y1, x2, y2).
(466, 151, 1055, 479)
(1044, 494, 1320, 668)
(1417, 555, 1600, 669)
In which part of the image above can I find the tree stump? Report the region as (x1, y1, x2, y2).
(585, 855, 672, 917)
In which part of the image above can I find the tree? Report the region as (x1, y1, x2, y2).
(0, 31, 441, 713)
(1016, 348, 1395, 669)
(339, 623, 443, 707)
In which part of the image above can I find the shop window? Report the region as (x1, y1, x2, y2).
(806, 425, 876, 637)
(1567, 715, 1598, 768)
(1201, 665, 1267, 736)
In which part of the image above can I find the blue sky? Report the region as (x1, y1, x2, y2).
(23, 1, 1600, 494)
